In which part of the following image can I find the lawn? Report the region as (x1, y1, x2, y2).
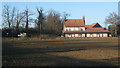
(2, 37, 119, 66)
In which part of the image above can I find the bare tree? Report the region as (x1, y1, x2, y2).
(44, 10, 62, 35)
(15, 10, 25, 29)
(11, 7, 16, 28)
(3, 5, 16, 28)
(3, 5, 10, 28)
(105, 12, 120, 25)
(23, 7, 33, 29)
(2, 5, 17, 37)
(63, 12, 70, 20)
(35, 7, 45, 34)
(105, 12, 120, 36)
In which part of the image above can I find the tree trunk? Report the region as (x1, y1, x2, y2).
(25, 15, 28, 29)
(8, 21, 11, 28)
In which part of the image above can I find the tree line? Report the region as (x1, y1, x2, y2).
(2, 5, 120, 38)
(2, 5, 69, 38)
(104, 12, 120, 37)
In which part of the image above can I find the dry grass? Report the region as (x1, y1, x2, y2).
(2, 37, 119, 66)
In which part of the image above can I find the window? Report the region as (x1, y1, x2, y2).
(97, 33, 100, 37)
(68, 34, 72, 37)
(79, 28, 83, 31)
(69, 29, 71, 31)
(81, 29, 83, 31)
(78, 34, 82, 37)
(66, 29, 68, 31)
(90, 34, 93, 37)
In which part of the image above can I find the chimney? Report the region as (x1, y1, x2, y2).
(83, 16, 85, 25)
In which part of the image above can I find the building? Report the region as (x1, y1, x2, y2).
(62, 17, 110, 37)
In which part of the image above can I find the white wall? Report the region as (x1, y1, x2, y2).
(100, 33, 103, 37)
(82, 34, 85, 37)
(65, 34, 85, 37)
(92, 34, 97, 37)
(86, 34, 90, 37)
(64, 27, 85, 31)
(103, 33, 108, 37)
(65, 34, 71, 37)
(75, 34, 78, 37)
(65, 33, 108, 37)
(86, 33, 108, 37)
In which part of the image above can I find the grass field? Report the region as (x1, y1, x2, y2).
(2, 37, 119, 66)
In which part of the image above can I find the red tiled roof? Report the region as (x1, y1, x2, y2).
(85, 25, 92, 28)
(89, 27, 104, 30)
(85, 23, 100, 28)
(85, 23, 103, 29)
(64, 19, 85, 27)
(91, 23, 97, 27)
(85, 28, 110, 33)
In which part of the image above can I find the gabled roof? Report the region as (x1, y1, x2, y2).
(85, 23, 102, 28)
(91, 23, 97, 27)
(85, 25, 92, 28)
(64, 19, 85, 27)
